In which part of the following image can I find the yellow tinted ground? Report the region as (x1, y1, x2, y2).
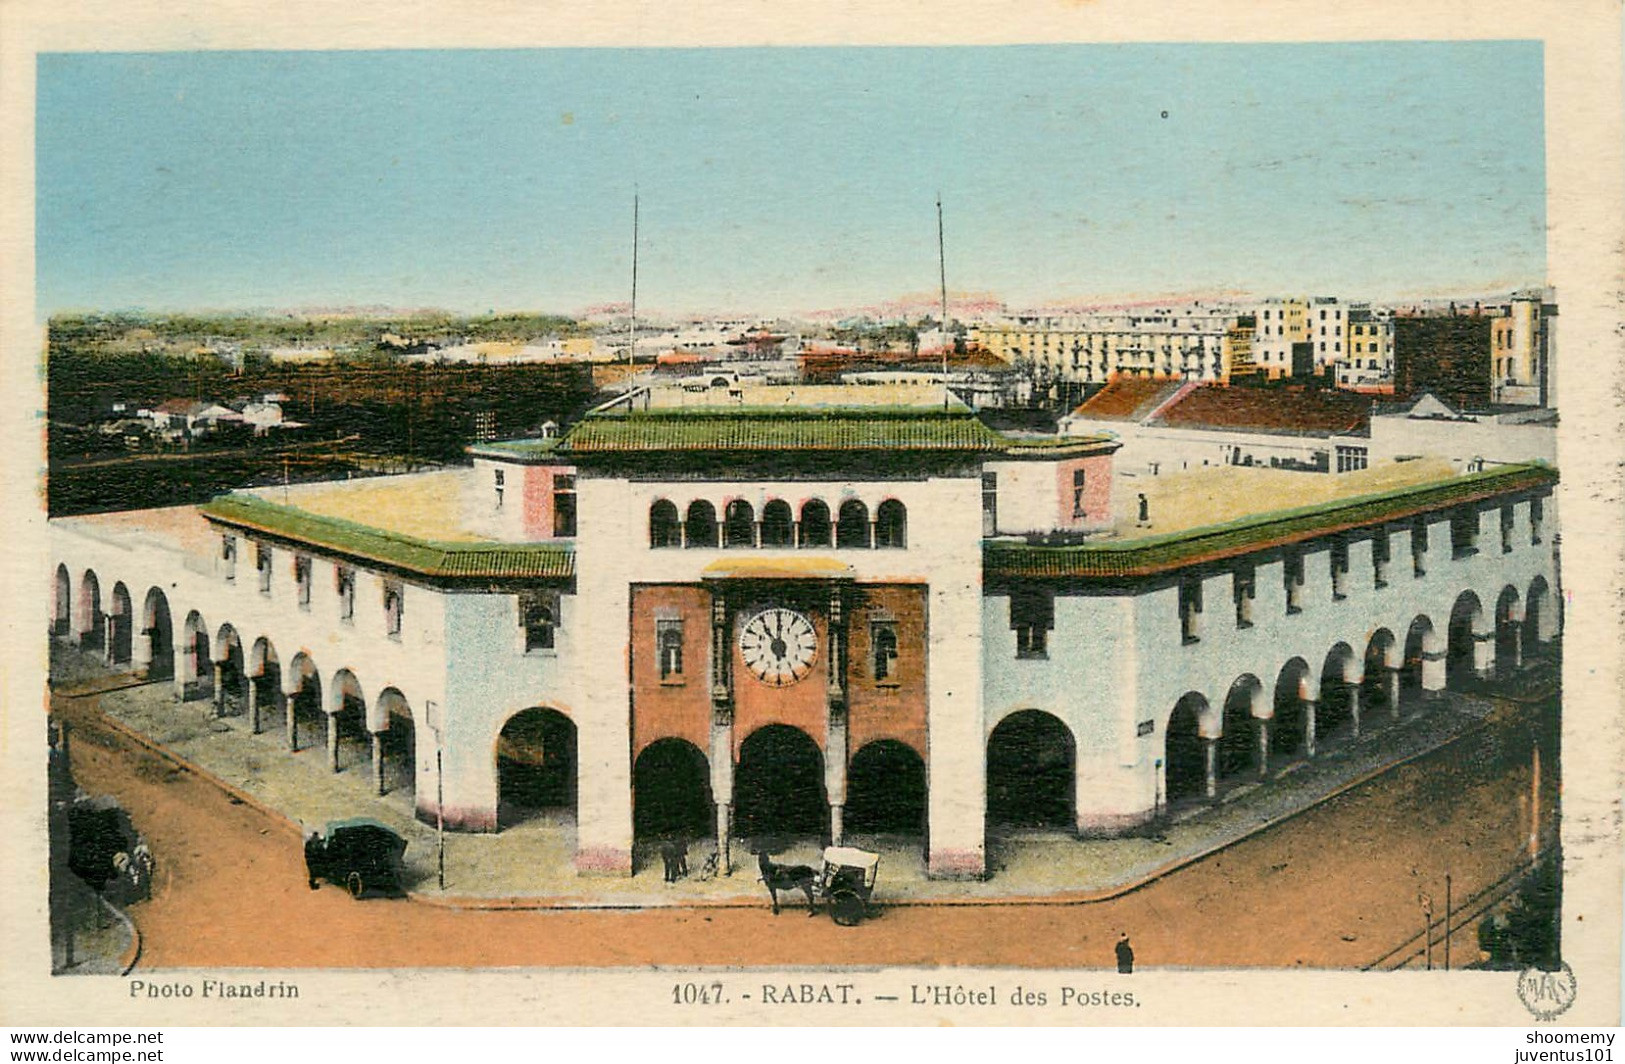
(271, 470, 479, 541)
(1107, 457, 1460, 539)
(64, 505, 220, 558)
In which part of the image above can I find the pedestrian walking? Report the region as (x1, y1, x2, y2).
(1115, 933, 1135, 974)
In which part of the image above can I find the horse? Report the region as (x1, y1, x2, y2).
(757, 851, 818, 916)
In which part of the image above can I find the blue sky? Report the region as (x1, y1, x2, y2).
(36, 43, 1546, 317)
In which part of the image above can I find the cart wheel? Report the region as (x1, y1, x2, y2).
(829, 889, 864, 927)
(346, 871, 364, 899)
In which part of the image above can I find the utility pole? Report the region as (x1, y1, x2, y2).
(629, 191, 640, 366)
(937, 194, 949, 410)
(1444, 873, 1452, 971)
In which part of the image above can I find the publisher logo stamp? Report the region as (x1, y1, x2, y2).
(1517, 963, 1577, 1021)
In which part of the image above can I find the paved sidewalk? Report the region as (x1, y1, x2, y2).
(51, 642, 1553, 910)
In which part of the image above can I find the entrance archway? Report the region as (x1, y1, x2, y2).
(1525, 576, 1555, 654)
(1273, 658, 1312, 760)
(986, 710, 1075, 830)
(497, 708, 577, 827)
(108, 583, 133, 666)
(1401, 615, 1436, 703)
(735, 725, 826, 841)
(1164, 694, 1207, 805)
(376, 689, 416, 796)
(1218, 676, 1262, 781)
(1361, 629, 1396, 721)
(1447, 591, 1484, 690)
(633, 738, 712, 841)
(845, 740, 926, 835)
(250, 638, 283, 736)
(215, 625, 247, 715)
(1495, 586, 1522, 678)
(287, 654, 322, 752)
(53, 565, 70, 636)
(77, 571, 103, 652)
(181, 611, 211, 701)
(328, 669, 369, 773)
(1318, 643, 1358, 745)
(141, 588, 173, 682)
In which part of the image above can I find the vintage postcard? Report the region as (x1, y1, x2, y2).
(1, 0, 1621, 1035)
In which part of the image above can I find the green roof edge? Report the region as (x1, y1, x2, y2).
(198, 494, 575, 581)
(986, 462, 1557, 579)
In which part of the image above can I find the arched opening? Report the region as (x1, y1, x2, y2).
(376, 689, 416, 797)
(328, 669, 370, 773)
(1273, 659, 1311, 761)
(77, 570, 103, 653)
(215, 625, 247, 716)
(1447, 591, 1484, 691)
(1218, 676, 1261, 781)
(1401, 615, 1435, 702)
(760, 500, 794, 548)
(845, 740, 926, 835)
(108, 583, 133, 666)
(735, 725, 826, 842)
(684, 501, 718, 549)
(1318, 644, 1358, 745)
(874, 499, 908, 549)
(1495, 586, 1522, 679)
(723, 499, 755, 548)
(633, 738, 712, 842)
(986, 710, 1075, 830)
(1361, 629, 1396, 720)
(836, 499, 870, 549)
(181, 611, 211, 701)
(1164, 693, 1207, 805)
(287, 655, 322, 752)
(649, 500, 681, 548)
(497, 708, 577, 828)
(250, 639, 283, 737)
(798, 499, 831, 548)
(141, 589, 173, 682)
(1525, 576, 1554, 656)
(53, 565, 71, 637)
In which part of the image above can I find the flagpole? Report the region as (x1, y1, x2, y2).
(937, 194, 949, 410)
(630, 191, 640, 365)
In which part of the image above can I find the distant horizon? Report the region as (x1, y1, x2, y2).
(38, 44, 1546, 320)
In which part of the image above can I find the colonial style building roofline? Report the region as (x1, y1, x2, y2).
(986, 461, 1556, 580)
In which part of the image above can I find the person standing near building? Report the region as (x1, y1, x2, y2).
(1116, 933, 1135, 973)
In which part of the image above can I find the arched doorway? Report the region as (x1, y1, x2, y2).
(1164, 693, 1207, 805)
(1447, 591, 1484, 690)
(845, 740, 926, 835)
(250, 638, 283, 737)
(328, 669, 369, 773)
(1273, 659, 1311, 760)
(287, 654, 322, 753)
(633, 738, 712, 842)
(799, 499, 832, 547)
(1318, 643, 1358, 745)
(1495, 586, 1522, 678)
(142, 589, 173, 682)
(684, 501, 718, 549)
(215, 625, 248, 716)
(1361, 629, 1396, 722)
(1401, 615, 1435, 703)
(77, 571, 103, 653)
(760, 500, 794, 547)
(836, 499, 870, 549)
(1218, 676, 1262, 781)
(1525, 576, 1555, 656)
(735, 725, 826, 842)
(723, 500, 755, 548)
(497, 708, 577, 827)
(986, 710, 1075, 830)
(375, 689, 416, 797)
(53, 565, 70, 637)
(108, 583, 133, 666)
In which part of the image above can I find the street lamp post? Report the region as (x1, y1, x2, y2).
(426, 700, 445, 891)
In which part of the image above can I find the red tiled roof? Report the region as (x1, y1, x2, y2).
(1070, 378, 1184, 421)
(1153, 385, 1372, 436)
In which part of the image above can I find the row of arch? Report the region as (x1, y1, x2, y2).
(649, 497, 907, 550)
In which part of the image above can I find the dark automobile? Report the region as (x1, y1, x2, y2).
(304, 818, 408, 899)
(66, 796, 138, 892)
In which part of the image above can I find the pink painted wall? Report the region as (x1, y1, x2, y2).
(1054, 454, 1113, 530)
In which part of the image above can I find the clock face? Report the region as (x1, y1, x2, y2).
(738, 607, 818, 687)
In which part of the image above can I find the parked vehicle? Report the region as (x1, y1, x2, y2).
(818, 846, 880, 926)
(304, 818, 408, 899)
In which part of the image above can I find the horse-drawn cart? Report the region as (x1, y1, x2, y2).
(818, 846, 880, 926)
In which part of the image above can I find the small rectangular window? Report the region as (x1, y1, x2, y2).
(1412, 519, 1429, 577)
(1530, 498, 1544, 545)
(1372, 531, 1391, 589)
(294, 555, 312, 609)
(1233, 566, 1256, 628)
(1072, 468, 1087, 518)
(221, 535, 237, 582)
(1330, 538, 1349, 600)
(494, 468, 505, 509)
(981, 472, 998, 537)
(521, 591, 558, 652)
(1179, 577, 1203, 644)
(383, 582, 403, 639)
(1501, 506, 1515, 554)
(1010, 587, 1053, 660)
(657, 618, 684, 680)
(336, 566, 355, 622)
(871, 621, 900, 683)
(1284, 552, 1304, 614)
(256, 545, 273, 595)
(1450, 509, 1479, 559)
(553, 474, 577, 537)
